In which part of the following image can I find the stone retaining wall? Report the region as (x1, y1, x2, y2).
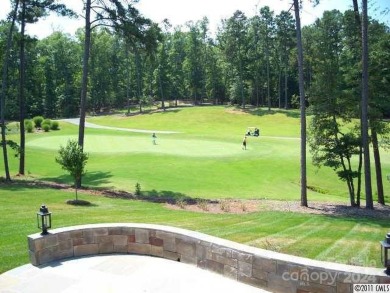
(28, 223, 389, 293)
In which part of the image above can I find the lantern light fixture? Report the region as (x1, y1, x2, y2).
(37, 205, 51, 235)
(380, 232, 390, 275)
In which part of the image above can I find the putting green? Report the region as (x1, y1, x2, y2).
(26, 135, 260, 157)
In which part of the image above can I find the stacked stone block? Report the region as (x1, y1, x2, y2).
(28, 224, 389, 293)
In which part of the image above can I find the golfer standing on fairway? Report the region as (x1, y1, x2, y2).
(242, 135, 247, 150)
(152, 133, 157, 145)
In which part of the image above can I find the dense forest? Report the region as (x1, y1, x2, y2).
(0, 5, 388, 119)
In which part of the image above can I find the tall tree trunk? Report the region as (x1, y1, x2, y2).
(293, 0, 307, 207)
(18, 1, 26, 175)
(372, 130, 385, 204)
(278, 70, 281, 109)
(77, 0, 92, 187)
(239, 57, 245, 109)
(350, 0, 363, 208)
(284, 66, 288, 109)
(352, 0, 361, 27)
(125, 46, 131, 115)
(78, 0, 91, 148)
(353, 0, 383, 206)
(355, 145, 363, 207)
(134, 49, 142, 113)
(158, 71, 165, 111)
(361, 0, 373, 209)
(255, 77, 259, 107)
(1, 0, 19, 181)
(266, 42, 271, 111)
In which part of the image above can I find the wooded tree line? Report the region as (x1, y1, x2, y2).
(1, 6, 389, 116)
(1, 0, 389, 208)
(0, 6, 388, 118)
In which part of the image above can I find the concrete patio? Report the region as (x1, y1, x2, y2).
(0, 254, 269, 293)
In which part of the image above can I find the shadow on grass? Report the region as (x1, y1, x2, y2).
(229, 105, 301, 118)
(0, 179, 50, 191)
(0, 179, 97, 207)
(0, 178, 211, 206)
(137, 189, 217, 205)
(126, 108, 182, 117)
(84, 171, 114, 187)
(40, 171, 114, 189)
(66, 199, 98, 207)
(307, 204, 390, 225)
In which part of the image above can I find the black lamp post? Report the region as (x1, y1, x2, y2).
(37, 205, 51, 235)
(380, 232, 390, 275)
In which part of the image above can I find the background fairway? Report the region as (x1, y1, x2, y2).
(88, 106, 302, 139)
(9, 106, 386, 202)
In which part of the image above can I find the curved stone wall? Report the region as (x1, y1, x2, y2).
(28, 223, 389, 293)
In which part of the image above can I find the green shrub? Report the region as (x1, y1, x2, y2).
(42, 124, 50, 132)
(24, 120, 33, 133)
(33, 116, 44, 128)
(51, 121, 59, 130)
(43, 118, 51, 126)
(42, 119, 51, 132)
(135, 182, 141, 196)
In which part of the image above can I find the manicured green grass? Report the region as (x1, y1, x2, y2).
(89, 106, 301, 139)
(1, 106, 389, 273)
(9, 106, 388, 202)
(0, 184, 387, 274)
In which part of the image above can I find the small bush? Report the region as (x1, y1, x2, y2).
(51, 121, 59, 130)
(43, 118, 51, 126)
(176, 199, 187, 209)
(220, 200, 230, 212)
(33, 116, 44, 128)
(135, 182, 141, 196)
(197, 199, 209, 211)
(42, 124, 50, 132)
(42, 119, 51, 132)
(24, 120, 33, 133)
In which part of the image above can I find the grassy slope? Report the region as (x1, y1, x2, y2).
(0, 185, 387, 274)
(89, 106, 301, 139)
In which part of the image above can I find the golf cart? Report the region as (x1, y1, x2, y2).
(246, 127, 260, 137)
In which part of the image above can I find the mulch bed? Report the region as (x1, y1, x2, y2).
(166, 199, 390, 219)
(4, 178, 389, 219)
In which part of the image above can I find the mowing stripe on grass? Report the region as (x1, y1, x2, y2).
(212, 214, 308, 244)
(315, 223, 360, 259)
(246, 218, 330, 247)
(314, 223, 383, 266)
